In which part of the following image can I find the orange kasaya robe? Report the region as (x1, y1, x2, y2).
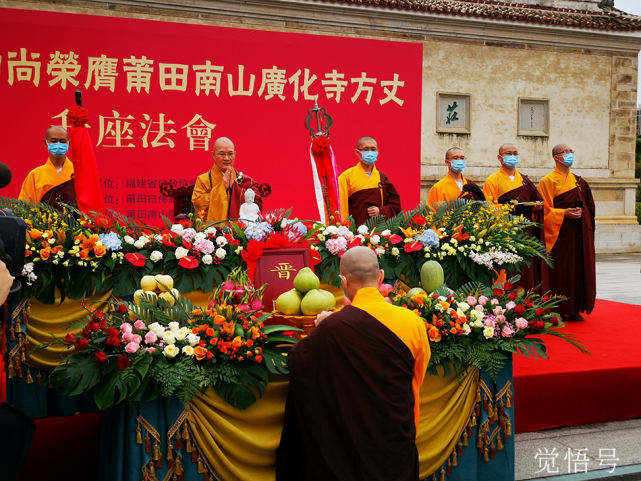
(426, 172, 481, 207)
(19, 157, 76, 207)
(537, 166, 596, 315)
(338, 162, 401, 228)
(192, 166, 262, 223)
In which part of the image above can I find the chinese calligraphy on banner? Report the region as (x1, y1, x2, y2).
(1, 8, 422, 223)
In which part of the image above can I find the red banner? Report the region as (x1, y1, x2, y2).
(1, 8, 422, 224)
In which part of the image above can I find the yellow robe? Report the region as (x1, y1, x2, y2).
(482, 169, 524, 204)
(537, 167, 577, 251)
(338, 162, 383, 221)
(426, 172, 469, 206)
(19, 158, 74, 203)
(192, 167, 237, 223)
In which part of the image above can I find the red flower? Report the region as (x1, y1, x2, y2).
(311, 136, 331, 156)
(117, 355, 131, 370)
(94, 216, 112, 230)
(116, 304, 128, 314)
(504, 283, 514, 290)
(94, 352, 107, 365)
(159, 230, 178, 247)
(124, 253, 146, 267)
(182, 238, 192, 250)
(541, 295, 550, 303)
(178, 219, 193, 228)
(74, 338, 89, 351)
(106, 335, 120, 347)
(178, 256, 199, 269)
(310, 250, 322, 266)
(508, 291, 518, 300)
(550, 316, 559, 327)
(223, 234, 233, 242)
(92, 312, 106, 323)
(81, 329, 91, 339)
(347, 237, 363, 248)
(528, 320, 544, 330)
(87, 321, 100, 333)
(404, 242, 423, 253)
(517, 286, 525, 292)
(67, 105, 90, 127)
(412, 215, 426, 226)
(493, 288, 504, 297)
(535, 307, 544, 316)
(64, 333, 76, 345)
(105, 328, 119, 337)
(387, 235, 403, 245)
(514, 304, 526, 316)
(229, 239, 241, 246)
(241, 240, 265, 262)
(544, 308, 551, 314)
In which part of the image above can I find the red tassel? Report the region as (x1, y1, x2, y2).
(446, 460, 452, 476)
(191, 449, 198, 463)
(490, 443, 496, 458)
(483, 395, 488, 411)
(175, 431, 182, 450)
(457, 441, 463, 456)
(145, 434, 151, 453)
(467, 424, 473, 438)
(475, 403, 481, 417)
(204, 470, 210, 481)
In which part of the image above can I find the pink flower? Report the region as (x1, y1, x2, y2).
(145, 331, 158, 344)
(181, 228, 197, 243)
(497, 315, 506, 324)
(326, 237, 348, 256)
(147, 347, 156, 354)
(492, 306, 504, 316)
(131, 334, 142, 345)
(515, 317, 528, 330)
(467, 296, 478, 306)
(505, 301, 516, 310)
(122, 332, 133, 343)
(478, 296, 488, 306)
(475, 305, 484, 312)
(337, 226, 354, 241)
(125, 342, 139, 354)
(194, 239, 215, 255)
(490, 299, 499, 305)
(502, 325, 515, 338)
(134, 320, 146, 330)
(120, 323, 133, 334)
(484, 319, 496, 328)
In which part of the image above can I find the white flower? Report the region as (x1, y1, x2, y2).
(57, 250, 65, 258)
(171, 224, 184, 235)
(483, 327, 495, 339)
(216, 236, 228, 246)
(175, 328, 189, 341)
(392, 247, 400, 256)
(195, 232, 206, 241)
(215, 248, 226, 260)
(168, 321, 180, 332)
(202, 254, 213, 265)
(182, 346, 195, 357)
(124, 235, 135, 245)
(470, 310, 485, 321)
(111, 253, 117, 259)
(48, 238, 55, 245)
(457, 302, 470, 313)
(204, 227, 217, 236)
(150, 251, 163, 263)
(375, 247, 385, 257)
(163, 345, 178, 358)
(317, 234, 326, 242)
(473, 319, 484, 328)
(163, 331, 176, 344)
(461, 324, 471, 335)
(357, 225, 369, 235)
(438, 296, 447, 302)
(370, 235, 380, 245)
(187, 334, 200, 346)
(154, 234, 164, 242)
(435, 304, 444, 312)
(280, 219, 288, 229)
(381, 229, 391, 237)
(134, 239, 146, 249)
(457, 309, 467, 317)
(325, 225, 339, 235)
(175, 247, 189, 259)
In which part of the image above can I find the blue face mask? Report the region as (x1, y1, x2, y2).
(449, 160, 465, 174)
(502, 155, 519, 168)
(361, 151, 378, 164)
(561, 153, 574, 167)
(48, 142, 69, 157)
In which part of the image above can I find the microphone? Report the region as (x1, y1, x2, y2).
(0, 162, 11, 189)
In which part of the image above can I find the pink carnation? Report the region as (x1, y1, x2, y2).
(505, 301, 516, 310)
(122, 332, 133, 343)
(502, 324, 515, 338)
(181, 228, 197, 243)
(478, 296, 488, 306)
(145, 331, 158, 344)
(134, 320, 146, 330)
(492, 306, 504, 316)
(491, 299, 500, 305)
(194, 239, 215, 255)
(497, 315, 506, 324)
(147, 347, 156, 354)
(120, 323, 133, 334)
(125, 342, 139, 354)
(326, 237, 348, 256)
(515, 317, 528, 330)
(475, 305, 484, 312)
(484, 319, 496, 328)
(467, 296, 478, 306)
(131, 334, 142, 345)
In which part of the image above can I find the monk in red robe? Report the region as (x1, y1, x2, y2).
(338, 136, 401, 228)
(483, 143, 544, 292)
(192, 137, 263, 222)
(538, 144, 596, 321)
(427, 147, 483, 206)
(19, 126, 76, 208)
(276, 247, 430, 481)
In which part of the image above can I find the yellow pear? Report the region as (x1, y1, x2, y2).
(154, 274, 174, 292)
(140, 275, 158, 292)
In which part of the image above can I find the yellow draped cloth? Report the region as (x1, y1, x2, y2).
(18, 157, 74, 203)
(192, 167, 237, 223)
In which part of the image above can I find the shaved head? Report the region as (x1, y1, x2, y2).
(46, 126, 68, 140)
(445, 147, 463, 160)
(499, 143, 517, 155)
(357, 136, 377, 149)
(552, 143, 569, 156)
(340, 246, 381, 285)
(213, 137, 235, 152)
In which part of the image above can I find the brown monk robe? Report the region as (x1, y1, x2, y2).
(339, 136, 402, 227)
(192, 137, 263, 222)
(277, 247, 430, 481)
(538, 145, 596, 320)
(483, 144, 545, 292)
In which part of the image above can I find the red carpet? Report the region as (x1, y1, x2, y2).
(513, 299, 641, 433)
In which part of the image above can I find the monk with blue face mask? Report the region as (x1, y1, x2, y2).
(426, 146, 483, 207)
(338, 136, 402, 228)
(19, 125, 77, 209)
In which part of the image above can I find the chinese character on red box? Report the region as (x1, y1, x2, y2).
(254, 247, 312, 312)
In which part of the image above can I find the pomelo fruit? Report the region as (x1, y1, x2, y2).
(293, 267, 320, 294)
(318, 289, 336, 310)
(154, 274, 174, 292)
(275, 289, 303, 316)
(407, 287, 426, 297)
(301, 289, 330, 316)
(140, 275, 158, 292)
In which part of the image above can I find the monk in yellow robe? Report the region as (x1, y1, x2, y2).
(427, 147, 483, 206)
(19, 126, 76, 208)
(277, 247, 430, 481)
(538, 144, 596, 321)
(192, 137, 263, 223)
(338, 136, 401, 228)
(483, 143, 544, 292)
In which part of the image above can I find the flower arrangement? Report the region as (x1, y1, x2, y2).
(392, 281, 588, 380)
(43, 271, 299, 410)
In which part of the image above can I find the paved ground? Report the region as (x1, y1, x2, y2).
(514, 254, 641, 481)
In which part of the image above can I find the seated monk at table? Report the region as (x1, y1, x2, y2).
(19, 126, 77, 208)
(276, 246, 430, 481)
(426, 146, 483, 207)
(338, 136, 402, 228)
(192, 137, 263, 222)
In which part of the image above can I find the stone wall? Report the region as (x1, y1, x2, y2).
(512, 0, 606, 11)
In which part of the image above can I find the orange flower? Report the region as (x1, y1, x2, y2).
(192, 328, 199, 335)
(255, 355, 263, 363)
(191, 309, 202, 316)
(79, 249, 90, 260)
(231, 336, 243, 349)
(213, 315, 225, 326)
(57, 229, 66, 244)
(30, 228, 43, 240)
(40, 248, 51, 260)
(194, 346, 208, 361)
(205, 328, 215, 337)
(427, 326, 441, 342)
(412, 309, 421, 316)
(452, 225, 470, 242)
(222, 321, 235, 336)
(51, 246, 62, 254)
(199, 324, 208, 332)
(206, 351, 213, 360)
(94, 245, 107, 258)
(25, 250, 32, 257)
(80, 234, 99, 250)
(412, 295, 425, 305)
(250, 326, 261, 340)
(450, 327, 458, 335)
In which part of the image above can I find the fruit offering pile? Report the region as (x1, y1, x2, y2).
(133, 274, 182, 310)
(275, 267, 337, 316)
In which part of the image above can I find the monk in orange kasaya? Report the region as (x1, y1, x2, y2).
(538, 143, 596, 321)
(426, 147, 483, 207)
(19, 126, 77, 208)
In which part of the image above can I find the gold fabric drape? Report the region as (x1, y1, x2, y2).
(185, 368, 479, 481)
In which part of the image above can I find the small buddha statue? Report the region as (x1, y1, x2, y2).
(239, 188, 260, 223)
